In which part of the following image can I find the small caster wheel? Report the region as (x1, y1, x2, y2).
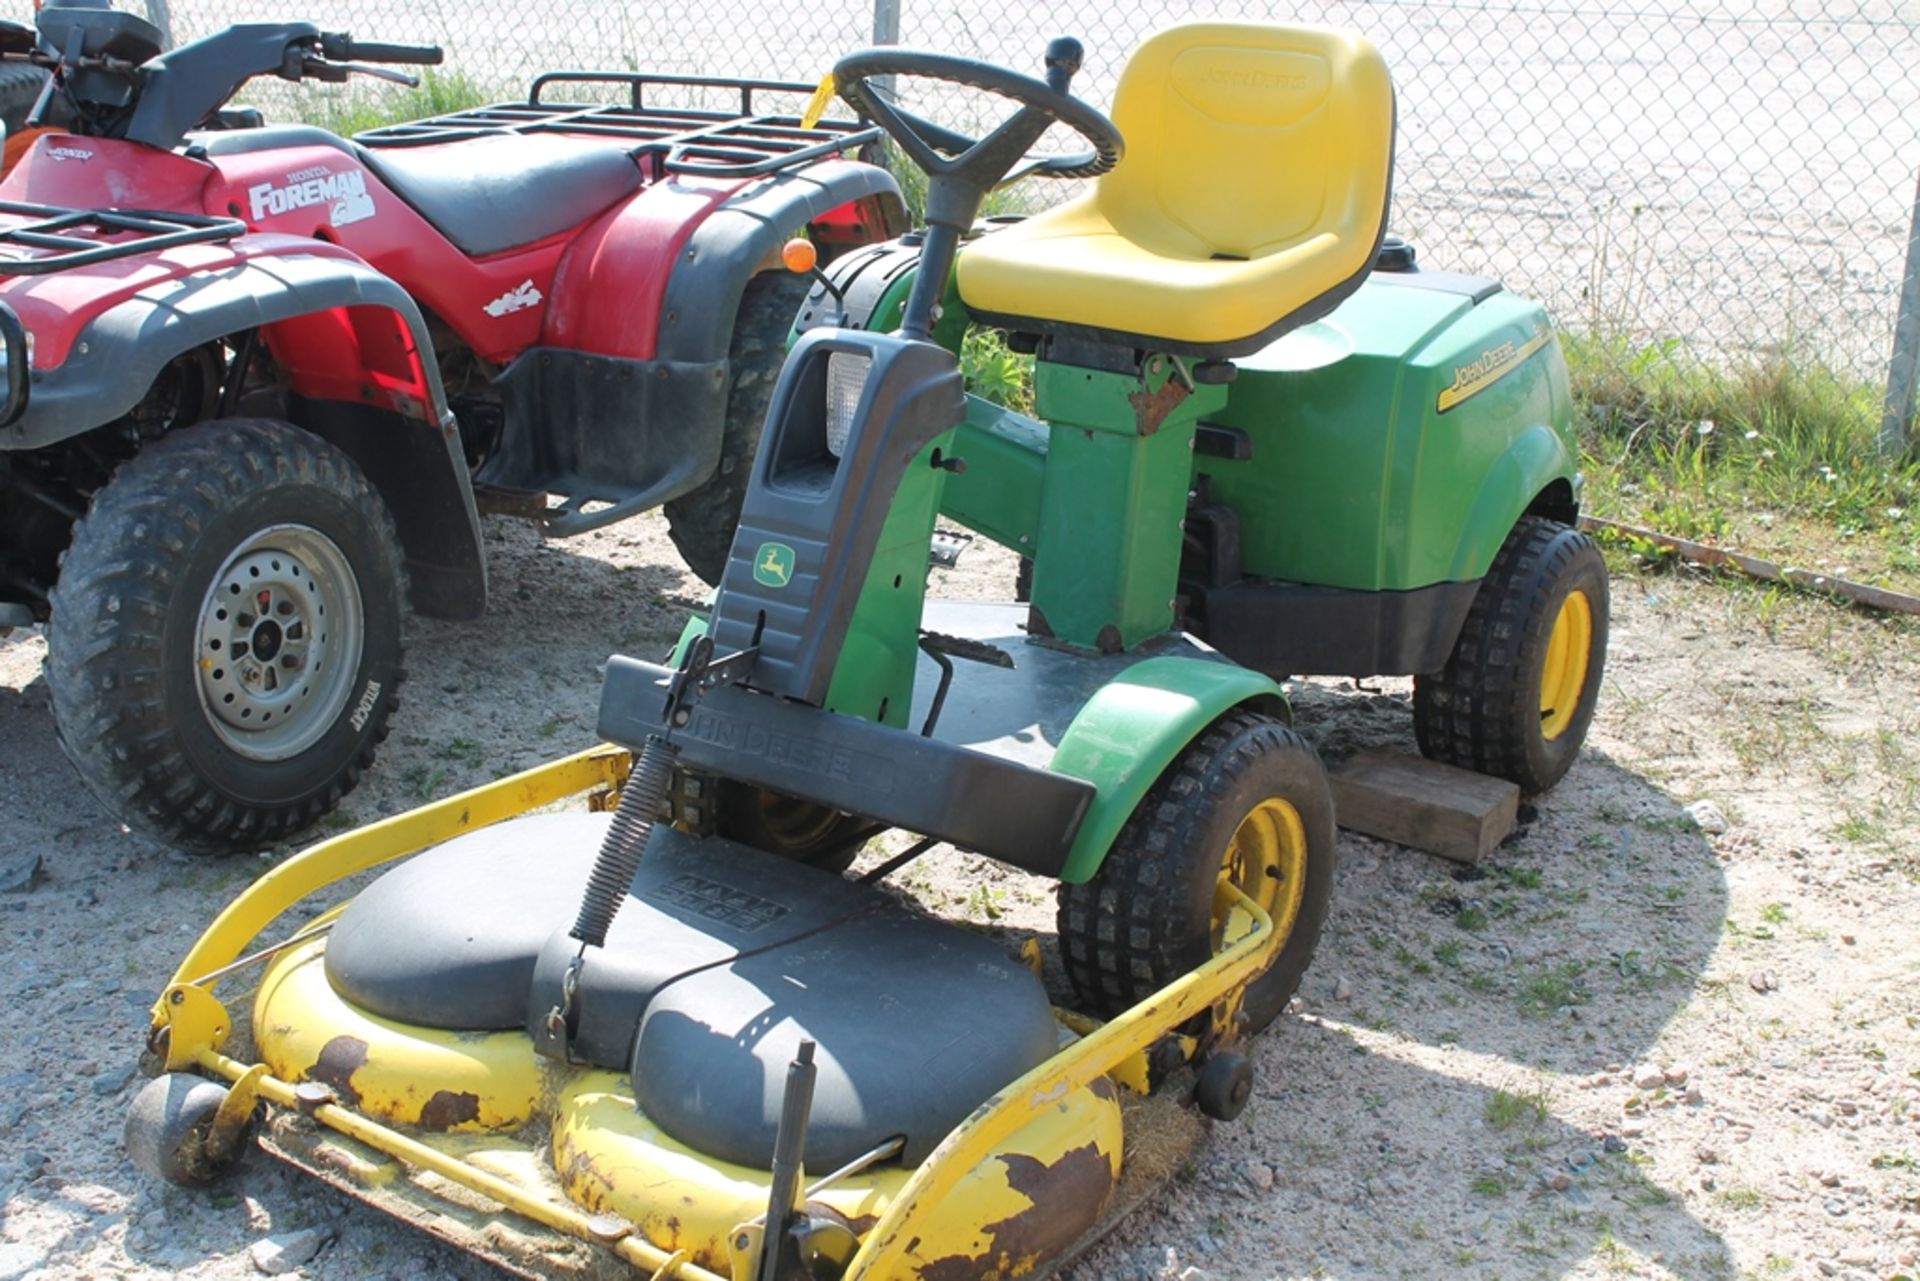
(125, 1073, 238, 1186)
(1195, 1051, 1253, 1122)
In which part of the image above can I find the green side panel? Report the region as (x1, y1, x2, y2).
(939, 393, 1047, 555)
(1050, 656, 1287, 883)
(822, 430, 956, 728)
(1203, 279, 1577, 591)
(1029, 362, 1227, 651)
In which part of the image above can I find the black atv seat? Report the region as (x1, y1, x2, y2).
(191, 125, 642, 258)
(324, 812, 1060, 1169)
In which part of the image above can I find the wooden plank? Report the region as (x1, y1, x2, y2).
(1328, 749, 1519, 864)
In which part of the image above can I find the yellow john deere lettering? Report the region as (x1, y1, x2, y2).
(1436, 324, 1554, 413)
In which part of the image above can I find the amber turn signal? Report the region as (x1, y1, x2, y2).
(781, 238, 818, 274)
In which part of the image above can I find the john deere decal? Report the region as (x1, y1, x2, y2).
(1437, 323, 1554, 413)
(753, 541, 796, 588)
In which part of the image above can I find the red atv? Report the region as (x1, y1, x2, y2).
(0, 1, 903, 853)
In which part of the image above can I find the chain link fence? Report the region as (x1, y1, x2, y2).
(152, 0, 1920, 441)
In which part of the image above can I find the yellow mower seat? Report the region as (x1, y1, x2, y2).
(956, 22, 1395, 357)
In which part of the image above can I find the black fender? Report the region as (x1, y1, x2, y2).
(9, 252, 486, 620)
(791, 236, 928, 336)
(652, 158, 907, 367)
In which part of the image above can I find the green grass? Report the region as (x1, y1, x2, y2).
(1516, 961, 1589, 1017)
(293, 69, 496, 139)
(1469, 1172, 1507, 1196)
(1484, 1086, 1550, 1130)
(1567, 333, 1920, 594)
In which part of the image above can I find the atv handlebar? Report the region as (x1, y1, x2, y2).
(319, 34, 443, 67)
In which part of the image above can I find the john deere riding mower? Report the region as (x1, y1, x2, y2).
(131, 23, 1607, 1281)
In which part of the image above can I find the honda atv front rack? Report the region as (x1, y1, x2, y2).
(354, 71, 881, 179)
(0, 202, 246, 276)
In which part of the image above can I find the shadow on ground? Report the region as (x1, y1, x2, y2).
(1067, 680, 1735, 1278)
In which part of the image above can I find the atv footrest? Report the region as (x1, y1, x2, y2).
(597, 655, 1092, 875)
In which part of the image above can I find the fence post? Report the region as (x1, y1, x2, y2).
(872, 0, 900, 46)
(1883, 168, 1920, 458)
(143, 0, 173, 49)
(871, 0, 900, 100)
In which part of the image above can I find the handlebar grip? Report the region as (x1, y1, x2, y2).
(344, 39, 443, 65)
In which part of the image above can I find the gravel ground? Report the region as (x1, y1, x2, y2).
(2, 512, 1917, 1281)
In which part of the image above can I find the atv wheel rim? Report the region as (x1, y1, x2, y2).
(1539, 589, 1594, 741)
(195, 524, 365, 762)
(1212, 797, 1308, 953)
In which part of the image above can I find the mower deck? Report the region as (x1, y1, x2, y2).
(252, 1067, 1207, 1281)
(142, 745, 1282, 1280)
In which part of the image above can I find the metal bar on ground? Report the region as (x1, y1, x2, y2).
(1579, 516, 1920, 615)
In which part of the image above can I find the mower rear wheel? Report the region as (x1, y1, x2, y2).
(1413, 516, 1609, 793)
(124, 1074, 240, 1187)
(665, 271, 814, 586)
(48, 419, 407, 853)
(713, 780, 869, 874)
(1057, 710, 1335, 1037)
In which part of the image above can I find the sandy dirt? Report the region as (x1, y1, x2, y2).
(1, 510, 1916, 1281)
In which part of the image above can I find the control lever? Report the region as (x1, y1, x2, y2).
(333, 60, 419, 86)
(299, 53, 419, 86)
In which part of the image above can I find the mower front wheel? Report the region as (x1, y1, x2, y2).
(713, 780, 870, 874)
(48, 419, 407, 853)
(124, 1074, 241, 1187)
(1057, 710, 1336, 1037)
(1413, 516, 1609, 793)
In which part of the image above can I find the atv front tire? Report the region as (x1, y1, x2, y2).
(1413, 516, 1609, 793)
(48, 419, 407, 853)
(664, 271, 813, 585)
(1057, 710, 1336, 1037)
(0, 62, 46, 137)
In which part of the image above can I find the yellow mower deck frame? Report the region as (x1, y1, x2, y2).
(146, 747, 1281, 1281)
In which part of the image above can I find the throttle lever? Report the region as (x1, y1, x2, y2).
(335, 61, 420, 86)
(297, 53, 418, 86)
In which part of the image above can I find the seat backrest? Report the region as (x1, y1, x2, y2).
(1096, 23, 1394, 263)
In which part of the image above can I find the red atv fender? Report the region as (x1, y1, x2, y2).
(185, 127, 905, 540)
(3, 135, 486, 618)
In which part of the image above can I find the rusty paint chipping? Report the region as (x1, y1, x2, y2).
(416, 1089, 481, 1131)
(1127, 379, 1187, 436)
(307, 1035, 370, 1106)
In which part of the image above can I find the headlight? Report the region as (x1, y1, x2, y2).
(824, 351, 871, 458)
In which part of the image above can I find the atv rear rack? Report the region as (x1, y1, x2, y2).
(354, 72, 882, 179)
(0, 201, 246, 276)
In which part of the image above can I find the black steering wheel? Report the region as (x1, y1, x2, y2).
(831, 41, 1123, 191)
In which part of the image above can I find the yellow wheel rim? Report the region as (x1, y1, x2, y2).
(1211, 797, 1309, 953)
(756, 789, 845, 846)
(1539, 589, 1594, 741)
